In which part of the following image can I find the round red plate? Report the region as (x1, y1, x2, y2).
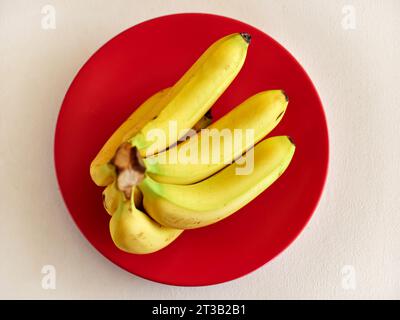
(54, 13, 328, 286)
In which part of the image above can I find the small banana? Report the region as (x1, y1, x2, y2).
(144, 90, 288, 185)
(129, 33, 251, 157)
(139, 136, 295, 229)
(109, 187, 183, 254)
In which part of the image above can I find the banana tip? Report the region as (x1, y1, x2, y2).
(281, 90, 289, 102)
(240, 32, 252, 44)
(288, 136, 296, 146)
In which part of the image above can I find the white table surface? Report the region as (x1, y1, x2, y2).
(1, 0, 399, 299)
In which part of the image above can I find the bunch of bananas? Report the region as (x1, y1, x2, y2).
(90, 33, 296, 254)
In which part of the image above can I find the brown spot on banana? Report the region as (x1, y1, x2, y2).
(276, 110, 285, 121)
(192, 110, 213, 132)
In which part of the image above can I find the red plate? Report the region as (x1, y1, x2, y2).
(54, 13, 328, 286)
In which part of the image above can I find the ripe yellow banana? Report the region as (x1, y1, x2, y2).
(129, 33, 251, 157)
(109, 187, 183, 254)
(139, 136, 295, 229)
(90, 88, 170, 186)
(144, 90, 288, 185)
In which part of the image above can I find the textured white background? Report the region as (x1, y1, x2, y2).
(0, 0, 399, 299)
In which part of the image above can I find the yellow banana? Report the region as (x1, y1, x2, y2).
(109, 187, 183, 254)
(129, 33, 251, 157)
(139, 136, 295, 229)
(90, 88, 170, 186)
(144, 90, 288, 185)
